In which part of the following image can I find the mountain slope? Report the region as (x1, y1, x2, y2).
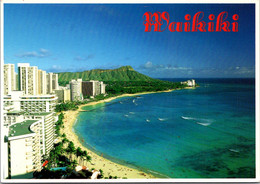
(58, 66, 156, 85)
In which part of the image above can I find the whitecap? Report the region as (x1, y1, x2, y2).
(129, 112, 135, 114)
(124, 114, 129, 117)
(182, 116, 213, 124)
(158, 118, 167, 121)
(196, 122, 211, 126)
(229, 149, 239, 153)
(146, 119, 150, 122)
(181, 116, 194, 120)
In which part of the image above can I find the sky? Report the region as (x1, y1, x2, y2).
(4, 3, 255, 78)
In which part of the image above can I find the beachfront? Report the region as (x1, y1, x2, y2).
(61, 92, 163, 179)
(61, 88, 198, 179)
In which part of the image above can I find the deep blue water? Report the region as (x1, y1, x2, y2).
(74, 78, 255, 178)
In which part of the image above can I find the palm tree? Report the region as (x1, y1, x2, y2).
(80, 151, 86, 166)
(82, 150, 91, 166)
(62, 138, 69, 146)
(76, 147, 83, 164)
(82, 150, 87, 165)
(86, 155, 91, 164)
(70, 159, 78, 169)
(66, 141, 76, 161)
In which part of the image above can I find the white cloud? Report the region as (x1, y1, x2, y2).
(16, 48, 50, 58)
(139, 61, 191, 71)
(74, 54, 95, 61)
(138, 61, 254, 78)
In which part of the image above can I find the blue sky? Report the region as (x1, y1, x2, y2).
(4, 4, 255, 78)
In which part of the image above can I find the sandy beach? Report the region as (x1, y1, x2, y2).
(60, 91, 173, 179)
(61, 89, 196, 179)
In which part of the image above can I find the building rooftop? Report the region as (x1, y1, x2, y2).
(20, 95, 57, 99)
(6, 110, 24, 115)
(29, 112, 52, 116)
(9, 120, 39, 137)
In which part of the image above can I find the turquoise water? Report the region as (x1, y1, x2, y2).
(74, 78, 255, 178)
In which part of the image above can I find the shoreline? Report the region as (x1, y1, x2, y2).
(61, 88, 187, 179)
(79, 89, 175, 111)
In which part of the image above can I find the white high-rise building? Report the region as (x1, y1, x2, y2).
(7, 120, 43, 178)
(38, 70, 47, 95)
(100, 81, 106, 94)
(46, 73, 59, 94)
(55, 87, 71, 102)
(23, 112, 56, 155)
(18, 63, 38, 95)
(4, 64, 16, 95)
(3, 91, 58, 178)
(70, 79, 83, 101)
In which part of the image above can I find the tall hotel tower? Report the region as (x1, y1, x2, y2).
(46, 73, 59, 94)
(4, 64, 16, 95)
(38, 69, 47, 95)
(18, 63, 38, 95)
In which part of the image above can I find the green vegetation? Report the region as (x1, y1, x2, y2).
(58, 65, 187, 95)
(58, 66, 156, 86)
(105, 80, 186, 95)
(55, 94, 119, 112)
(55, 102, 79, 112)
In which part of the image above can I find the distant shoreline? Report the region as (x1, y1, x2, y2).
(79, 89, 176, 111)
(61, 87, 194, 179)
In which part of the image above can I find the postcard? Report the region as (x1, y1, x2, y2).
(1, 0, 259, 182)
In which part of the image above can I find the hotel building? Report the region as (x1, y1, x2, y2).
(7, 120, 43, 177)
(181, 79, 196, 87)
(70, 79, 83, 101)
(4, 64, 16, 95)
(23, 112, 57, 155)
(38, 69, 47, 95)
(3, 91, 58, 178)
(46, 73, 59, 94)
(54, 87, 71, 102)
(18, 63, 38, 95)
(82, 80, 106, 97)
(2, 63, 60, 178)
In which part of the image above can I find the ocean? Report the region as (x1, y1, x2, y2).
(74, 78, 255, 178)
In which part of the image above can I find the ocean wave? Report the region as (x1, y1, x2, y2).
(74, 119, 78, 124)
(158, 118, 167, 121)
(196, 122, 211, 126)
(181, 116, 213, 123)
(147, 170, 170, 178)
(229, 149, 239, 153)
(181, 116, 194, 120)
